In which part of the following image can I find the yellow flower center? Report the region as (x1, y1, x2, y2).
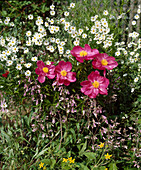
(101, 59, 108, 66)
(61, 70, 67, 76)
(92, 81, 99, 88)
(43, 67, 49, 73)
(79, 50, 87, 57)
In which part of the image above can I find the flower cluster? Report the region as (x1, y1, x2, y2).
(62, 157, 75, 164)
(71, 44, 118, 98)
(35, 44, 118, 98)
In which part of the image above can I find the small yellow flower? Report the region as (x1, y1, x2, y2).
(43, 167, 46, 170)
(105, 168, 108, 170)
(104, 153, 112, 160)
(68, 157, 72, 161)
(62, 158, 68, 162)
(69, 159, 75, 164)
(39, 162, 44, 168)
(98, 142, 104, 148)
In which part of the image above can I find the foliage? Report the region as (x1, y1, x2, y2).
(0, 0, 141, 169)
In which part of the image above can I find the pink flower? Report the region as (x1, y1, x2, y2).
(80, 71, 109, 98)
(35, 60, 55, 83)
(92, 53, 118, 70)
(71, 44, 99, 63)
(54, 60, 76, 86)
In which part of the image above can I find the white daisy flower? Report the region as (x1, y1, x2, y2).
(28, 14, 33, 20)
(82, 33, 87, 39)
(134, 77, 139, 82)
(26, 31, 32, 37)
(115, 51, 120, 56)
(137, 9, 141, 14)
(24, 63, 32, 68)
(134, 14, 139, 19)
(50, 19, 54, 24)
(50, 11, 55, 16)
(60, 18, 65, 24)
(4, 19, 9, 25)
(132, 20, 136, 25)
(64, 11, 69, 16)
(66, 50, 70, 54)
(25, 70, 31, 76)
(50, 4, 55, 10)
(7, 60, 13, 66)
(46, 60, 51, 65)
(16, 64, 22, 70)
(73, 40, 79, 46)
(70, 3, 75, 8)
(45, 22, 49, 27)
(31, 56, 37, 62)
(103, 10, 109, 15)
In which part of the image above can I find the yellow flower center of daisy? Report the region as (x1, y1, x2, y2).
(61, 70, 67, 76)
(101, 59, 108, 66)
(43, 67, 49, 73)
(79, 50, 87, 57)
(92, 81, 99, 88)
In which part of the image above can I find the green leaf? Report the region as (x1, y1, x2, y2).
(84, 152, 96, 160)
(50, 159, 56, 169)
(70, 128, 76, 142)
(99, 166, 107, 170)
(79, 140, 87, 156)
(137, 119, 141, 124)
(108, 163, 118, 170)
(79, 163, 89, 170)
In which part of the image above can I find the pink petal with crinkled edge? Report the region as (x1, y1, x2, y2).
(38, 75, 45, 83)
(81, 86, 89, 93)
(105, 60, 118, 70)
(35, 68, 41, 75)
(37, 60, 45, 68)
(75, 57, 85, 63)
(64, 80, 70, 86)
(71, 46, 84, 57)
(57, 78, 64, 85)
(55, 65, 62, 74)
(80, 80, 91, 86)
(84, 88, 93, 95)
(89, 93, 97, 98)
(92, 88, 99, 96)
(87, 71, 100, 82)
(96, 76, 105, 84)
(62, 61, 72, 72)
(67, 72, 76, 82)
(58, 61, 66, 70)
(104, 77, 109, 87)
(84, 44, 91, 52)
(47, 74, 55, 79)
(55, 73, 61, 80)
(46, 64, 55, 69)
(99, 86, 108, 95)
(85, 49, 99, 60)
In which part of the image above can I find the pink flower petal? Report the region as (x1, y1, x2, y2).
(62, 61, 72, 72)
(37, 60, 45, 68)
(38, 75, 46, 83)
(84, 44, 91, 52)
(64, 80, 70, 86)
(47, 74, 55, 79)
(80, 80, 91, 86)
(71, 46, 83, 57)
(67, 72, 76, 82)
(88, 71, 100, 82)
